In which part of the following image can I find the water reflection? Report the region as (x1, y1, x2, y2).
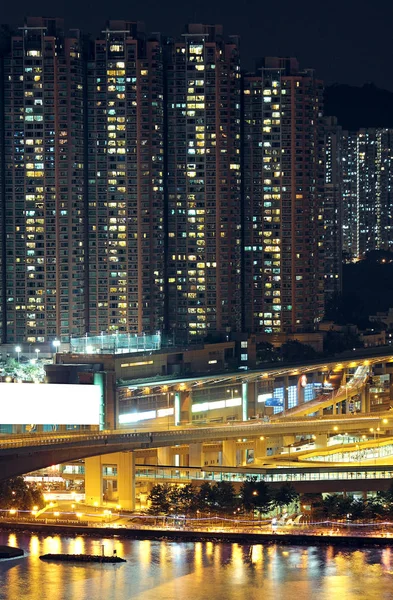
(0, 533, 393, 600)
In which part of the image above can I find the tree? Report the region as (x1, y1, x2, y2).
(280, 341, 317, 362)
(253, 480, 272, 516)
(240, 476, 259, 512)
(195, 482, 216, 513)
(212, 481, 237, 514)
(0, 477, 44, 510)
(256, 342, 279, 364)
(322, 494, 353, 519)
(362, 497, 386, 521)
(171, 484, 196, 514)
(300, 493, 324, 520)
(273, 483, 299, 513)
(323, 331, 363, 355)
(377, 479, 393, 504)
(147, 484, 171, 515)
(349, 498, 366, 521)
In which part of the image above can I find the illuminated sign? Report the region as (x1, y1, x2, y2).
(257, 393, 273, 403)
(0, 383, 101, 425)
(119, 407, 174, 424)
(299, 374, 308, 388)
(191, 398, 241, 413)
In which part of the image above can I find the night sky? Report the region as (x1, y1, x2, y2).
(2, 0, 393, 90)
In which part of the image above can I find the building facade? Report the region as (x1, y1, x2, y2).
(342, 128, 393, 259)
(1, 18, 86, 343)
(87, 21, 165, 335)
(166, 24, 242, 343)
(243, 58, 325, 337)
(323, 116, 342, 299)
(0, 19, 340, 346)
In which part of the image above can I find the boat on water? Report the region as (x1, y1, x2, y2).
(39, 553, 126, 564)
(0, 545, 24, 559)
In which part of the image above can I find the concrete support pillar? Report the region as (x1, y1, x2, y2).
(117, 451, 135, 511)
(174, 392, 181, 426)
(237, 447, 247, 466)
(265, 435, 284, 456)
(360, 385, 371, 413)
(314, 434, 328, 450)
(178, 453, 188, 467)
(85, 456, 103, 506)
(180, 390, 192, 424)
(157, 446, 172, 465)
(365, 384, 370, 413)
(254, 437, 267, 459)
(189, 443, 202, 467)
(282, 435, 296, 456)
(389, 378, 393, 407)
(282, 435, 295, 447)
(248, 381, 257, 418)
(298, 377, 305, 405)
(242, 382, 248, 421)
(283, 375, 289, 411)
(222, 440, 237, 467)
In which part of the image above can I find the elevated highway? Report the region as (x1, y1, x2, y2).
(0, 413, 388, 480)
(117, 351, 391, 390)
(278, 366, 370, 418)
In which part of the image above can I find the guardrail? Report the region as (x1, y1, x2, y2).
(0, 413, 387, 453)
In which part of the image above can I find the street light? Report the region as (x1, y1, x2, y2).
(53, 339, 60, 353)
(35, 348, 40, 362)
(15, 346, 21, 363)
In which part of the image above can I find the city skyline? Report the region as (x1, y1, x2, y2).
(0, 16, 391, 346)
(0, 17, 329, 344)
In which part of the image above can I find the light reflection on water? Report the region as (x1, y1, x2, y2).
(1, 532, 393, 600)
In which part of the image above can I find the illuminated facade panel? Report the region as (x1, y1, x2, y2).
(0, 382, 101, 424)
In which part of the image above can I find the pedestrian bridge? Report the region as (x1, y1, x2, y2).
(134, 463, 393, 495)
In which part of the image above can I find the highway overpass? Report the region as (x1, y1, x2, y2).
(0, 413, 388, 480)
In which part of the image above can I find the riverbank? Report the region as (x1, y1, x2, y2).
(1, 521, 393, 547)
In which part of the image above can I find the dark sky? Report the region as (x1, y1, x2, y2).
(2, 0, 393, 90)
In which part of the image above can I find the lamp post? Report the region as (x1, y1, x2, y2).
(53, 339, 60, 354)
(35, 348, 40, 363)
(15, 346, 21, 363)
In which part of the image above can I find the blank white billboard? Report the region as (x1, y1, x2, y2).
(0, 383, 101, 425)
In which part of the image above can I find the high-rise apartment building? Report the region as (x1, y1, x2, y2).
(341, 131, 358, 259)
(87, 21, 165, 335)
(243, 58, 325, 338)
(1, 17, 86, 343)
(166, 24, 242, 343)
(0, 19, 343, 346)
(342, 128, 393, 259)
(323, 116, 342, 299)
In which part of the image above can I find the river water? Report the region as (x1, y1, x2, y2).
(1, 531, 393, 600)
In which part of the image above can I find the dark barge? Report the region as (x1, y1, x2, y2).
(40, 553, 126, 563)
